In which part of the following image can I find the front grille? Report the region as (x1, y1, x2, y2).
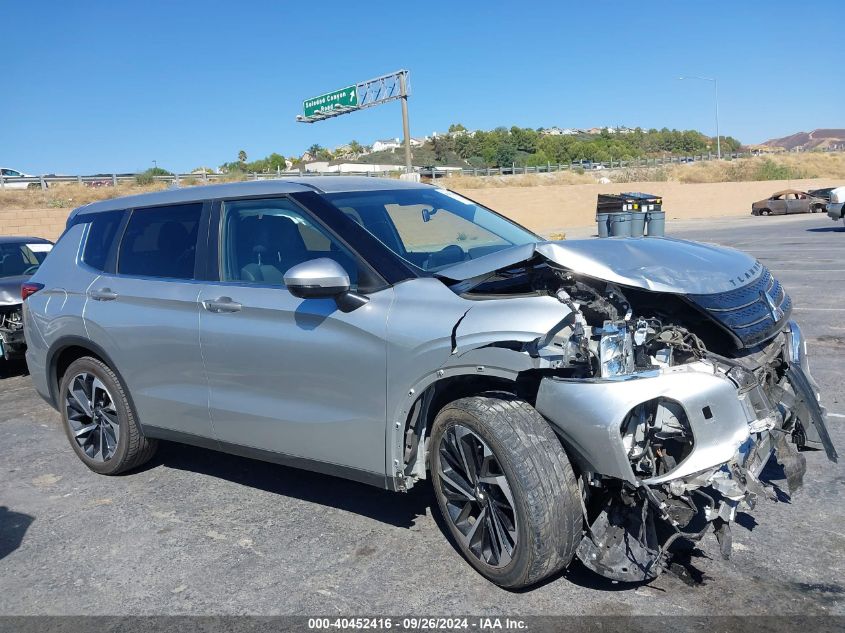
(687, 267, 792, 348)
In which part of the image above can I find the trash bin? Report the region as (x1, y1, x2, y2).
(646, 210, 666, 237)
(609, 212, 632, 237)
(596, 212, 611, 238)
(597, 192, 662, 238)
(630, 211, 647, 237)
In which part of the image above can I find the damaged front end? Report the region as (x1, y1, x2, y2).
(436, 241, 837, 583)
(0, 304, 26, 361)
(534, 299, 836, 582)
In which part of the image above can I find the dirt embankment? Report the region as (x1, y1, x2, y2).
(452, 177, 842, 234)
(1, 177, 841, 242)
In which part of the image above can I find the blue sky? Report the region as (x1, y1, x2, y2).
(2, 0, 842, 174)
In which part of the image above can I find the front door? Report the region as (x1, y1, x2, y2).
(198, 196, 392, 481)
(769, 194, 787, 215)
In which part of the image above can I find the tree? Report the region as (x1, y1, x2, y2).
(348, 140, 363, 155)
(494, 140, 517, 167)
(448, 123, 467, 134)
(430, 135, 455, 163)
(307, 144, 323, 156)
(238, 150, 247, 164)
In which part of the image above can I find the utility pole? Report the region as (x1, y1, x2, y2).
(399, 71, 413, 173)
(678, 76, 721, 159)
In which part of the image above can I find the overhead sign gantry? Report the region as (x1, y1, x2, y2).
(297, 70, 413, 173)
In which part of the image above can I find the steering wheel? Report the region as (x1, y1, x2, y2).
(22, 265, 40, 276)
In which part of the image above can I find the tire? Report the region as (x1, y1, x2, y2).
(761, 209, 771, 216)
(59, 357, 157, 475)
(429, 394, 582, 589)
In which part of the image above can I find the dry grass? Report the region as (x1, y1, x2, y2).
(666, 152, 845, 183)
(2, 153, 843, 211)
(440, 170, 596, 189)
(0, 182, 167, 211)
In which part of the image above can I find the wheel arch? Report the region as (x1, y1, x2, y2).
(395, 366, 549, 489)
(46, 336, 135, 422)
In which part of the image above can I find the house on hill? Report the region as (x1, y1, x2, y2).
(372, 138, 401, 152)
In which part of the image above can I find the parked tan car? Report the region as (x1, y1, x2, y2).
(751, 189, 827, 216)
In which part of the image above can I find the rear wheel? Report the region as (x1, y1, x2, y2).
(760, 209, 771, 216)
(430, 394, 582, 589)
(59, 357, 157, 475)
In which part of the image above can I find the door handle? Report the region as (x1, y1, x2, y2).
(201, 297, 242, 313)
(88, 288, 118, 301)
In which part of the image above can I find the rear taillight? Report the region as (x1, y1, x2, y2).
(21, 283, 44, 301)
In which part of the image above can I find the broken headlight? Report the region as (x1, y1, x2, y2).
(599, 322, 635, 377)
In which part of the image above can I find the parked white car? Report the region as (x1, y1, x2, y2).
(0, 167, 37, 190)
(826, 186, 845, 225)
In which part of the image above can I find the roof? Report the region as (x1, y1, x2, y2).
(71, 177, 431, 217)
(0, 236, 53, 245)
(770, 189, 807, 197)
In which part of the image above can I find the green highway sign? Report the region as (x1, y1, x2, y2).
(303, 85, 358, 117)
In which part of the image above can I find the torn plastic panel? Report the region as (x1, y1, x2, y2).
(402, 243, 836, 582)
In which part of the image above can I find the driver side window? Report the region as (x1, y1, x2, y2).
(221, 197, 361, 289)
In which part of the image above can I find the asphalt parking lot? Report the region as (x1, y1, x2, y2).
(1, 214, 843, 616)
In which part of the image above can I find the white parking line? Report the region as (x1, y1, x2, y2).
(792, 307, 845, 311)
(828, 413, 845, 419)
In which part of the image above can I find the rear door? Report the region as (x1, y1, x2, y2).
(82, 202, 214, 438)
(787, 193, 809, 214)
(198, 196, 392, 482)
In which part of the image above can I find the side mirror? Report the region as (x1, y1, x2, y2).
(284, 257, 368, 312)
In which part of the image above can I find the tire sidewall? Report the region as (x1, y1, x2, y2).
(430, 403, 534, 588)
(59, 358, 132, 475)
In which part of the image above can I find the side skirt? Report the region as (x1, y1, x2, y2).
(143, 426, 389, 490)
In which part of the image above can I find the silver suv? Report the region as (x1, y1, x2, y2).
(24, 178, 836, 588)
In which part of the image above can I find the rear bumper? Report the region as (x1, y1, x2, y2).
(827, 201, 843, 220)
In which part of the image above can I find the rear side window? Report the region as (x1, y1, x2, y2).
(118, 204, 202, 279)
(82, 210, 125, 271)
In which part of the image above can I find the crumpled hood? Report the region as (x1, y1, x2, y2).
(437, 237, 761, 295)
(0, 276, 27, 307)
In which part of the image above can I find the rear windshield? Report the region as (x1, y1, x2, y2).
(323, 188, 537, 272)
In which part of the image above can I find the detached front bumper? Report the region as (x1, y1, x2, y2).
(0, 325, 26, 360)
(535, 320, 835, 581)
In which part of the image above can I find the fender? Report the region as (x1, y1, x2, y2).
(45, 335, 147, 435)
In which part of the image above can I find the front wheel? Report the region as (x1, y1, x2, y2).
(430, 395, 582, 589)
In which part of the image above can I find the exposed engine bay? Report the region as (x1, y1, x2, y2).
(0, 305, 25, 361)
(421, 255, 838, 582)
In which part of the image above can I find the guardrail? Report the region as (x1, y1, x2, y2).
(3, 147, 843, 189)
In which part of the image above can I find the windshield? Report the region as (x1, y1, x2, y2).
(323, 188, 538, 272)
(0, 242, 52, 278)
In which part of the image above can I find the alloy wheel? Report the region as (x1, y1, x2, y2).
(65, 372, 120, 462)
(436, 424, 518, 568)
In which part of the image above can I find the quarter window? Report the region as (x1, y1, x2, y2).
(221, 198, 362, 288)
(118, 204, 202, 279)
(82, 210, 125, 272)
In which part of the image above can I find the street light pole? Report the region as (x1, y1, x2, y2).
(678, 76, 720, 159)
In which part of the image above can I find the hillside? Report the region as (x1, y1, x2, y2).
(762, 128, 845, 151)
